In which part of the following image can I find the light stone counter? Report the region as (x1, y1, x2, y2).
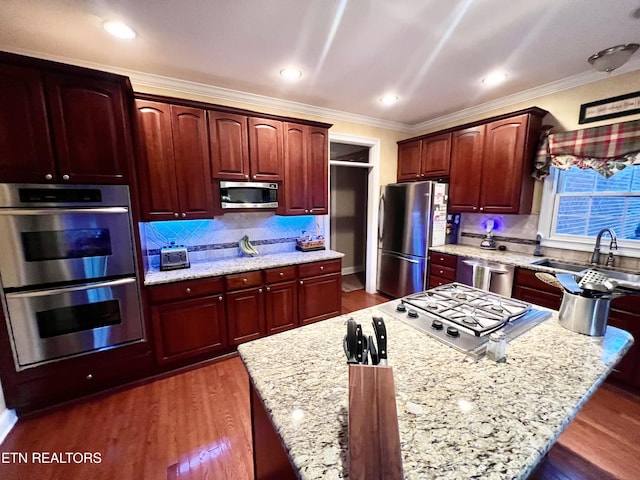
(143, 250, 344, 286)
(238, 302, 633, 480)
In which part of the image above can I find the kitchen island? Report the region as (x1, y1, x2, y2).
(238, 300, 633, 479)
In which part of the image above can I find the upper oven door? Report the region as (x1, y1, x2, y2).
(0, 207, 135, 288)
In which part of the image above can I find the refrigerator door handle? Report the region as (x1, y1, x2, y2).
(380, 252, 420, 264)
(378, 190, 385, 243)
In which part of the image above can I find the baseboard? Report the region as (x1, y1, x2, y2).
(0, 408, 18, 445)
(342, 265, 364, 275)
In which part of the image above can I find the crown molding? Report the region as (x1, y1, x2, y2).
(4, 46, 640, 136)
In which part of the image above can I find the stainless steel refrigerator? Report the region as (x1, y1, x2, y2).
(377, 181, 448, 297)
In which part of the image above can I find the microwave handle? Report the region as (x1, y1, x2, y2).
(0, 207, 129, 216)
(5, 277, 137, 298)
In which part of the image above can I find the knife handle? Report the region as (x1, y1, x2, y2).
(368, 334, 379, 365)
(372, 317, 387, 365)
(355, 324, 364, 363)
(346, 318, 359, 364)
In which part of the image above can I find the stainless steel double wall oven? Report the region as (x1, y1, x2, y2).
(0, 184, 144, 369)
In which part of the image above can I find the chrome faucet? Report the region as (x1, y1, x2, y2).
(590, 228, 618, 266)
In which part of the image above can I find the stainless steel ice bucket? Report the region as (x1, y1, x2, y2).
(558, 291, 611, 336)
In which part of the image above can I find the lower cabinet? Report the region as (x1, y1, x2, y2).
(148, 278, 228, 364)
(428, 252, 457, 288)
(512, 267, 640, 391)
(226, 287, 266, 345)
(265, 265, 298, 335)
(298, 259, 342, 325)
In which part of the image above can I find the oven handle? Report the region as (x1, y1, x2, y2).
(0, 207, 129, 215)
(5, 277, 137, 298)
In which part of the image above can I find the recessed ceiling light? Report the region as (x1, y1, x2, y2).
(380, 94, 399, 105)
(482, 72, 508, 86)
(280, 67, 302, 80)
(103, 21, 137, 40)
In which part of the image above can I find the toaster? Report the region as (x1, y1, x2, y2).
(160, 243, 190, 271)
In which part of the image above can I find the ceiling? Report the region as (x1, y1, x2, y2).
(2, 0, 640, 128)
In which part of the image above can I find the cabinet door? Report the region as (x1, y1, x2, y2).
(481, 114, 530, 213)
(135, 100, 180, 220)
(226, 287, 265, 345)
(422, 133, 451, 177)
(208, 111, 250, 180)
(281, 123, 308, 214)
(449, 125, 485, 212)
(0, 64, 56, 183)
(265, 280, 298, 335)
(248, 118, 283, 181)
(45, 72, 131, 184)
(397, 140, 422, 182)
(151, 294, 227, 365)
(171, 105, 214, 219)
(298, 273, 341, 325)
(307, 126, 328, 214)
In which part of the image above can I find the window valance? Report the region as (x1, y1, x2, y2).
(534, 119, 640, 179)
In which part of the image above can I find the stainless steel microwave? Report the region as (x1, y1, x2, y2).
(219, 181, 278, 209)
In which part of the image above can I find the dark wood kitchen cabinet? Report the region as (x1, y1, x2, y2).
(225, 271, 266, 345)
(264, 266, 298, 334)
(135, 99, 214, 220)
(428, 252, 457, 288)
(297, 259, 342, 324)
(0, 53, 134, 184)
(512, 268, 562, 310)
(449, 109, 546, 214)
(208, 112, 283, 181)
(147, 277, 227, 365)
(280, 123, 329, 215)
(397, 133, 451, 181)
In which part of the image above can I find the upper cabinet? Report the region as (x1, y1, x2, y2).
(449, 110, 545, 214)
(279, 124, 329, 215)
(399, 107, 547, 215)
(135, 99, 214, 221)
(209, 112, 283, 181)
(397, 132, 451, 181)
(0, 54, 134, 184)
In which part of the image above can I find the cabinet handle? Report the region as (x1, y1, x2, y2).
(300, 280, 304, 285)
(258, 288, 263, 293)
(86, 374, 93, 380)
(305, 209, 309, 213)
(479, 207, 484, 212)
(218, 296, 223, 301)
(174, 213, 179, 217)
(420, 173, 425, 177)
(45, 173, 53, 180)
(439, 270, 444, 274)
(320, 266, 324, 271)
(243, 278, 248, 283)
(473, 206, 477, 211)
(185, 288, 191, 293)
(253, 175, 257, 179)
(279, 272, 284, 277)
(439, 257, 444, 261)
(266, 286, 271, 292)
(181, 213, 187, 217)
(62, 174, 70, 181)
(245, 174, 249, 179)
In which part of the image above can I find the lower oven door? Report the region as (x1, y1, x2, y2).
(4, 277, 144, 369)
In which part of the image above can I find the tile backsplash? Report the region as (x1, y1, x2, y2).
(140, 213, 323, 269)
(458, 213, 540, 254)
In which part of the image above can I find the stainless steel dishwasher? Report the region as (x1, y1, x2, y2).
(456, 257, 515, 297)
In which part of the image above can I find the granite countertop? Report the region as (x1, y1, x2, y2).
(143, 249, 344, 286)
(238, 302, 633, 480)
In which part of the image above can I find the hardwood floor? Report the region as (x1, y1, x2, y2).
(1, 289, 639, 480)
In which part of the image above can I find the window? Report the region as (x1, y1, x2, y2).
(540, 165, 640, 254)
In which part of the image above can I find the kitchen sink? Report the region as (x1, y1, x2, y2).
(530, 259, 586, 273)
(590, 268, 640, 284)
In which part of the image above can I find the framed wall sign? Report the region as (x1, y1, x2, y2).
(579, 91, 640, 124)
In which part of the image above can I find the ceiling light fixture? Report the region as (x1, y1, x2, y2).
(482, 72, 508, 86)
(280, 67, 302, 80)
(380, 94, 399, 105)
(103, 21, 137, 39)
(588, 44, 639, 72)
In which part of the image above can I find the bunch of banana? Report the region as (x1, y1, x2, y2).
(239, 235, 259, 255)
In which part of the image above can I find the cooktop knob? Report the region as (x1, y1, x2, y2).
(396, 303, 407, 312)
(446, 326, 460, 338)
(407, 309, 419, 318)
(431, 319, 443, 330)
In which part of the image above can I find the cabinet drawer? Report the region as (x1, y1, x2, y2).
(264, 265, 296, 284)
(147, 277, 224, 303)
(515, 268, 559, 294)
(225, 270, 263, 290)
(430, 264, 456, 281)
(428, 275, 453, 289)
(298, 259, 341, 278)
(430, 252, 457, 268)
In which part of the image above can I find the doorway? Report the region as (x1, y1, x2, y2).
(327, 133, 380, 293)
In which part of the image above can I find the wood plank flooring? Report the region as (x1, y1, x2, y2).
(0, 288, 638, 480)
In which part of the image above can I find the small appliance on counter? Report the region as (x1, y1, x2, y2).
(446, 213, 460, 244)
(160, 242, 190, 271)
(480, 218, 497, 250)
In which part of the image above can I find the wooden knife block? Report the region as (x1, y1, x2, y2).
(348, 365, 403, 480)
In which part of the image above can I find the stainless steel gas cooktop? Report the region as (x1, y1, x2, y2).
(379, 283, 551, 359)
